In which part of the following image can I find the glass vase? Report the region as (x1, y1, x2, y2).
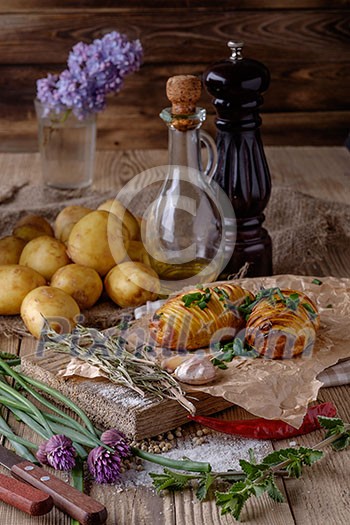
(35, 100, 96, 189)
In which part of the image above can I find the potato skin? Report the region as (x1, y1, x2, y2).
(0, 236, 26, 265)
(126, 240, 151, 266)
(245, 289, 320, 359)
(98, 199, 140, 240)
(21, 286, 80, 339)
(0, 265, 46, 315)
(54, 205, 92, 243)
(13, 214, 53, 241)
(19, 235, 70, 280)
(150, 284, 253, 350)
(51, 264, 103, 309)
(67, 210, 129, 276)
(105, 262, 160, 307)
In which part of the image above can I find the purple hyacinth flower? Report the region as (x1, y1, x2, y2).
(101, 428, 131, 459)
(87, 446, 122, 484)
(45, 434, 77, 471)
(36, 440, 50, 465)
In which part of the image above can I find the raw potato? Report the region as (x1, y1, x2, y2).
(67, 210, 129, 276)
(105, 261, 160, 308)
(0, 265, 46, 315)
(19, 235, 70, 280)
(126, 240, 151, 266)
(0, 236, 26, 264)
(54, 205, 92, 243)
(51, 264, 103, 309)
(98, 199, 140, 240)
(13, 214, 54, 242)
(21, 286, 80, 339)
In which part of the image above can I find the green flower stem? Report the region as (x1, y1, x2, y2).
(0, 359, 98, 437)
(14, 368, 97, 437)
(0, 426, 38, 450)
(132, 447, 211, 473)
(0, 413, 37, 462)
(0, 376, 52, 435)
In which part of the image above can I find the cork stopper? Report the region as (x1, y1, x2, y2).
(166, 75, 201, 114)
(165, 75, 202, 130)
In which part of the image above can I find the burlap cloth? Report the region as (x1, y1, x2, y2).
(1, 182, 350, 386)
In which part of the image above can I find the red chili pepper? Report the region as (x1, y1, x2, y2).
(188, 402, 337, 440)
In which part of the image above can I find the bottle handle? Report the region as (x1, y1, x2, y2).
(200, 130, 218, 183)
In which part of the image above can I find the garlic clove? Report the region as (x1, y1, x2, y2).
(174, 356, 216, 385)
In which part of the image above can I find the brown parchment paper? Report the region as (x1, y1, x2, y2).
(185, 275, 350, 427)
(58, 275, 350, 428)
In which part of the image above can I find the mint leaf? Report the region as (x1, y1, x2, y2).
(331, 433, 350, 451)
(265, 476, 284, 503)
(318, 416, 345, 432)
(149, 469, 192, 492)
(196, 472, 214, 501)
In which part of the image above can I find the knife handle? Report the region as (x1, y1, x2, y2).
(0, 471, 53, 516)
(11, 461, 107, 525)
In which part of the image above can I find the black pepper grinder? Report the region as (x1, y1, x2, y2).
(203, 41, 273, 277)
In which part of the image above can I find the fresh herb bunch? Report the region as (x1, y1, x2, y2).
(43, 325, 195, 414)
(37, 31, 143, 119)
(233, 287, 317, 321)
(150, 415, 350, 522)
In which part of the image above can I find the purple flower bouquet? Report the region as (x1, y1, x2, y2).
(37, 31, 143, 120)
(35, 32, 143, 189)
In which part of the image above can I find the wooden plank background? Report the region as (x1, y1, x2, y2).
(0, 1, 349, 151)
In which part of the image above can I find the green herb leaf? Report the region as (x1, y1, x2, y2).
(312, 278, 323, 285)
(150, 469, 192, 492)
(265, 476, 284, 502)
(196, 472, 214, 501)
(301, 302, 318, 320)
(318, 416, 345, 433)
(331, 434, 350, 451)
(182, 290, 212, 309)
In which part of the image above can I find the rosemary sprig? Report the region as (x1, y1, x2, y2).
(44, 325, 195, 415)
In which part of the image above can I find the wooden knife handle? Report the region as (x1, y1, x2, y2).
(11, 461, 107, 525)
(0, 471, 53, 516)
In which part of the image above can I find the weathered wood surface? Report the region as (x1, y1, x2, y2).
(0, 147, 350, 524)
(0, 4, 349, 150)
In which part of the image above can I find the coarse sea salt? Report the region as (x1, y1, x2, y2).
(115, 433, 271, 491)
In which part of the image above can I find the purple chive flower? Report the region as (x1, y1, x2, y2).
(37, 31, 143, 120)
(36, 441, 50, 466)
(88, 446, 122, 484)
(101, 428, 131, 458)
(43, 435, 76, 471)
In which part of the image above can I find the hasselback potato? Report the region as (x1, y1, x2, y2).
(245, 288, 320, 359)
(150, 284, 254, 350)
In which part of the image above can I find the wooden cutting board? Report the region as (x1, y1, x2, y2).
(21, 349, 232, 440)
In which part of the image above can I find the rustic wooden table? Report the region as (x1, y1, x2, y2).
(0, 146, 349, 525)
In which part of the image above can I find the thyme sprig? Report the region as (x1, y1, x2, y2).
(43, 325, 195, 415)
(149, 415, 350, 521)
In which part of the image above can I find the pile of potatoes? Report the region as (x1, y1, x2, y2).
(0, 200, 160, 338)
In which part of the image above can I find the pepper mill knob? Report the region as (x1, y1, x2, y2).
(227, 41, 244, 61)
